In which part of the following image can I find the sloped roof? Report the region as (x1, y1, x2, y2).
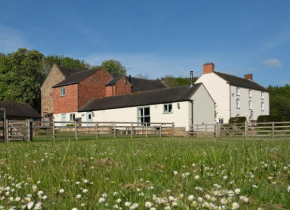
(0, 101, 41, 118)
(106, 76, 167, 92)
(58, 66, 85, 77)
(53, 67, 103, 88)
(79, 83, 202, 112)
(214, 72, 268, 91)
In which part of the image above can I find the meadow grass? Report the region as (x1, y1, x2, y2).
(0, 137, 289, 210)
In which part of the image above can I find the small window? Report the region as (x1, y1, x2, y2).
(261, 102, 265, 111)
(219, 118, 224, 124)
(163, 103, 173, 113)
(249, 100, 252, 110)
(70, 113, 75, 121)
(88, 113, 92, 120)
(249, 89, 252, 98)
(236, 99, 240, 109)
(236, 87, 240, 96)
(60, 87, 66, 96)
(261, 91, 264, 100)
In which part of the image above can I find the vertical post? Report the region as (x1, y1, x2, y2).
(196, 124, 199, 137)
(205, 124, 208, 137)
(95, 122, 99, 140)
(27, 119, 31, 142)
(130, 122, 133, 139)
(172, 122, 175, 137)
(52, 121, 55, 143)
(159, 123, 162, 137)
(74, 120, 78, 141)
(114, 122, 116, 138)
(245, 121, 248, 138)
(215, 122, 218, 137)
(272, 121, 274, 139)
(6, 120, 9, 142)
(145, 122, 148, 138)
(3, 108, 7, 143)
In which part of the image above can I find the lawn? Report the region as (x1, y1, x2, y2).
(0, 137, 289, 210)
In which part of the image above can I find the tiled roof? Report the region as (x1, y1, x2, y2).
(105, 76, 167, 92)
(79, 84, 202, 112)
(58, 66, 85, 77)
(52, 67, 102, 88)
(214, 72, 268, 91)
(0, 101, 41, 118)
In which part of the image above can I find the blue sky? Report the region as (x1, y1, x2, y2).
(0, 0, 290, 87)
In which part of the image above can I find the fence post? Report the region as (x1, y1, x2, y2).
(272, 121, 274, 139)
(131, 122, 133, 139)
(52, 121, 55, 144)
(159, 123, 162, 137)
(172, 122, 175, 137)
(3, 108, 7, 143)
(6, 120, 9, 142)
(205, 123, 208, 137)
(27, 119, 31, 142)
(245, 121, 248, 138)
(95, 122, 99, 140)
(114, 122, 116, 138)
(196, 124, 199, 137)
(145, 122, 148, 138)
(74, 120, 78, 141)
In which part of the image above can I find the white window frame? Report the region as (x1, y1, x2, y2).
(70, 113, 75, 121)
(249, 100, 252, 110)
(137, 106, 150, 125)
(249, 89, 252, 98)
(60, 87, 66, 96)
(236, 99, 240, 109)
(163, 103, 173, 114)
(261, 102, 265, 111)
(236, 87, 240, 96)
(261, 91, 264, 100)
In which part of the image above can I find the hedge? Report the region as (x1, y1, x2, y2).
(229, 116, 247, 123)
(257, 115, 283, 122)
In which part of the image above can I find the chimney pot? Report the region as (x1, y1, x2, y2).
(244, 74, 253, 80)
(203, 62, 215, 74)
(128, 75, 132, 83)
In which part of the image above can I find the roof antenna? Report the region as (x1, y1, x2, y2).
(190, 71, 193, 87)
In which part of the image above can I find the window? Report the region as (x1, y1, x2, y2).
(138, 107, 150, 125)
(60, 87, 66, 96)
(249, 100, 252, 110)
(249, 89, 252, 98)
(261, 102, 265, 111)
(70, 113, 75, 121)
(236, 87, 240, 96)
(236, 99, 240, 109)
(261, 91, 264, 100)
(163, 103, 173, 113)
(219, 118, 224, 124)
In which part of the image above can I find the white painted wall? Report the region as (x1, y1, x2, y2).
(230, 86, 270, 121)
(195, 73, 230, 123)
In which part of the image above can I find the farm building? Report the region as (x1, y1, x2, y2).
(196, 62, 270, 123)
(0, 101, 41, 121)
(53, 83, 215, 131)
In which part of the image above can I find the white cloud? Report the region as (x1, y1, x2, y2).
(0, 27, 27, 53)
(263, 58, 282, 67)
(280, 81, 290, 84)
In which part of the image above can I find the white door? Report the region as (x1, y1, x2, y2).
(61, 114, 66, 126)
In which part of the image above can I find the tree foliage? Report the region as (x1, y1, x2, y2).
(157, 75, 198, 87)
(100, 60, 126, 76)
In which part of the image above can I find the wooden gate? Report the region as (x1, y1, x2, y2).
(220, 123, 245, 137)
(7, 120, 31, 141)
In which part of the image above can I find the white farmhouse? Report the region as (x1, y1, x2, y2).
(53, 83, 215, 131)
(196, 62, 269, 124)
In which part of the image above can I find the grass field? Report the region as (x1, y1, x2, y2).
(0, 137, 289, 210)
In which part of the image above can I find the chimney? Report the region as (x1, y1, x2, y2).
(128, 75, 132, 83)
(244, 74, 253, 80)
(190, 71, 193, 87)
(57, 60, 61, 65)
(203, 62, 215, 74)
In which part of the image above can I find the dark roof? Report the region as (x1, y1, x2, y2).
(0, 102, 41, 118)
(106, 77, 167, 92)
(53, 67, 102, 88)
(214, 72, 268, 91)
(79, 84, 202, 112)
(58, 66, 85, 77)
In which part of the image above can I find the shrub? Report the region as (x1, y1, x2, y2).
(229, 116, 247, 123)
(257, 115, 283, 122)
(66, 124, 74, 127)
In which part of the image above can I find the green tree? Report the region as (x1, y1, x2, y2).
(100, 60, 126, 76)
(158, 75, 198, 87)
(0, 48, 45, 111)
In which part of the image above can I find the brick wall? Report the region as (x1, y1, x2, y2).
(52, 84, 78, 114)
(41, 64, 65, 116)
(115, 78, 132, 96)
(78, 69, 113, 109)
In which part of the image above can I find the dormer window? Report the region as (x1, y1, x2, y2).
(60, 87, 66, 96)
(236, 87, 240, 96)
(249, 89, 252, 98)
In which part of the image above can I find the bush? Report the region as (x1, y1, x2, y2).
(257, 115, 283, 122)
(66, 124, 74, 127)
(229, 116, 247, 123)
